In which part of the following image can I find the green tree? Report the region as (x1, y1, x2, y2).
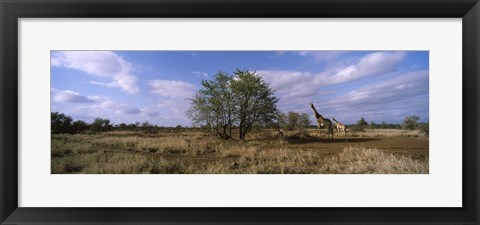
(119, 123, 128, 130)
(299, 113, 311, 128)
(188, 69, 279, 140)
(187, 71, 234, 139)
(286, 112, 299, 131)
(356, 117, 368, 127)
(403, 115, 420, 130)
(51, 112, 73, 134)
(90, 118, 112, 132)
(284, 112, 310, 131)
(126, 123, 138, 130)
(72, 120, 89, 133)
(230, 70, 279, 139)
(277, 112, 287, 127)
(350, 117, 369, 132)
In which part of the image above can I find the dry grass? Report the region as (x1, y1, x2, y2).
(347, 128, 426, 138)
(51, 128, 428, 174)
(320, 146, 428, 174)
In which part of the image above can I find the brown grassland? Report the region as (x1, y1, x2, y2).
(51, 128, 428, 174)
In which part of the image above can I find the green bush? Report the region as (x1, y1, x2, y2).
(402, 115, 420, 130)
(90, 118, 112, 132)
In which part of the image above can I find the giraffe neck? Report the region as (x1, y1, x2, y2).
(311, 106, 323, 119)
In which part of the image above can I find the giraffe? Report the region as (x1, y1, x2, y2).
(309, 103, 333, 139)
(332, 117, 347, 137)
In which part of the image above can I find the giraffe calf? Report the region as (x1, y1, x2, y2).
(332, 117, 347, 137)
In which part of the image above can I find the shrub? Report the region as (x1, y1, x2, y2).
(72, 120, 89, 133)
(63, 160, 84, 173)
(403, 115, 420, 130)
(51, 112, 73, 134)
(356, 117, 368, 127)
(419, 122, 429, 136)
(282, 112, 311, 131)
(141, 121, 157, 134)
(90, 118, 112, 132)
(349, 117, 368, 132)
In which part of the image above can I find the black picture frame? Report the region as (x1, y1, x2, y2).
(1, 0, 479, 224)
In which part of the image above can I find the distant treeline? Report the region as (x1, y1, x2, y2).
(347, 117, 403, 131)
(52, 111, 428, 137)
(51, 112, 185, 134)
(51, 111, 312, 135)
(347, 116, 428, 135)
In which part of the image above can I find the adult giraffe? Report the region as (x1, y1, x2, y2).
(309, 103, 333, 139)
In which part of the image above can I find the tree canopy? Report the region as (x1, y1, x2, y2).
(187, 69, 279, 140)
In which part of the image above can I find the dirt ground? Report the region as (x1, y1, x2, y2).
(283, 136, 428, 159)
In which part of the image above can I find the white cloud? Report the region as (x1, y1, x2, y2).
(321, 70, 429, 123)
(258, 70, 318, 99)
(51, 51, 139, 94)
(74, 99, 142, 116)
(149, 80, 197, 98)
(51, 88, 142, 121)
(51, 88, 104, 103)
(332, 70, 428, 106)
(116, 106, 141, 115)
(296, 51, 349, 62)
(155, 97, 193, 126)
(259, 70, 311, 92)
(258, 51, 407, 100)
(157, 97, 191, 113)
(147, 79, 198, 125)
(273, 51, 349, 62)
(326, 51, 406, 84)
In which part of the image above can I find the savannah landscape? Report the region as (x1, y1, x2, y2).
(51, 113, 429, 174)
(51, 51, 429, 174)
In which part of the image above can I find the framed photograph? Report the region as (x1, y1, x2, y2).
(49, 50, 430, 175)
(1, 0, 478, 224)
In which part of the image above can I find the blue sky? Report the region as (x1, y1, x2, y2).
(51, 50, 429, 126)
